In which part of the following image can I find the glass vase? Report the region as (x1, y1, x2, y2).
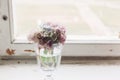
(36, 44, 62, 80)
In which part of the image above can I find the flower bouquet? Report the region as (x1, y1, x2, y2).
(28, 22, 66, 49)
(28, 22, 66, 80)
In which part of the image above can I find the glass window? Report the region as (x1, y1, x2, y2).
(1, 0, 120, 56)
(11, 0, 120, 41)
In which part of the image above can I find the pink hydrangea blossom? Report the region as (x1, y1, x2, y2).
(28, 22, 66, 49)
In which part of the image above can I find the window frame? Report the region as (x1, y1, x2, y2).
(1, 0, 120, 56)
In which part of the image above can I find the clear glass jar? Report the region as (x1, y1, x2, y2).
(36, 43, 63, 80)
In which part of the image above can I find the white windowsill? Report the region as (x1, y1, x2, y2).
(0, 60, 120, 80)
(13, 35, 120, 44)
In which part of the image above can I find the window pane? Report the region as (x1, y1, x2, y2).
(12, 0, 120, 40)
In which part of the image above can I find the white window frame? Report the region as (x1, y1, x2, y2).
(1, 0, 120, 56)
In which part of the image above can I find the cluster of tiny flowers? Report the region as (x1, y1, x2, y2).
(28, 22, 66, 49)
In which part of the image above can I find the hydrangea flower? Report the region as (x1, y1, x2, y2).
(28, 22, 66, 49)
